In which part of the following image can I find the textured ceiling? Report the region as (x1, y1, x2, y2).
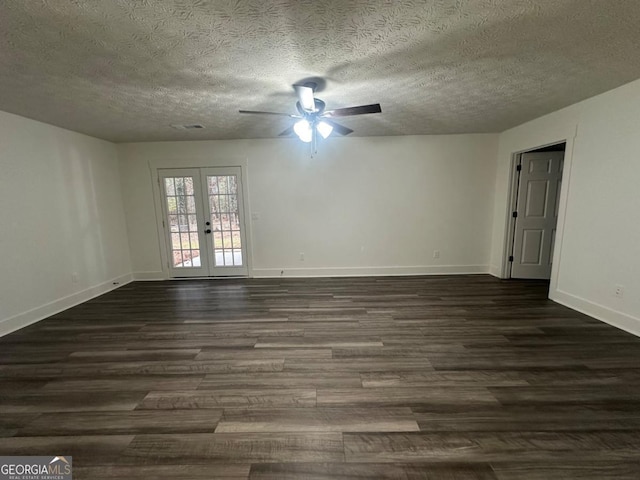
(1, 1, 640, 142)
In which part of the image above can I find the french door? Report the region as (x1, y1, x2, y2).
(159, 167, 249, 278)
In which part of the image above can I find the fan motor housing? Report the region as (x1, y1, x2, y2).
(296, 99, 326, 116)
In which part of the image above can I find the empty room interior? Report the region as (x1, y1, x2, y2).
(2, 1, 640, 479)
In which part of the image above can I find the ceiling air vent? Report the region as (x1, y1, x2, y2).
(170, 124, 205, 130)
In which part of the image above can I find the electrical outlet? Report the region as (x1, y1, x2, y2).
(614, 285, 624, 298)
(299, 252, 305, 261)
(71, 273, 79, 284)
(433, 250, 440, 259)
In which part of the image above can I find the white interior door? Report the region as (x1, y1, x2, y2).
(511, 151, 564, 279)
(159, 167, 249, 278)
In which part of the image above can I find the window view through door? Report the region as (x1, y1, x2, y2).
(164, 176, 201, 268)
(207, 175, 243, 267)
(160, 167, 248, 278)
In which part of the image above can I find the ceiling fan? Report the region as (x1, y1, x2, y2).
(239, 82, 381, 153)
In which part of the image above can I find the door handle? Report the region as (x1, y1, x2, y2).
(205, 229, 212, 234)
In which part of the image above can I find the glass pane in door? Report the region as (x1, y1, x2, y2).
(164, 176, 201, 268)
(207, 175, 243, 266)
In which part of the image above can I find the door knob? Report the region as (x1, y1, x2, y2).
(205, 229, 212, 234)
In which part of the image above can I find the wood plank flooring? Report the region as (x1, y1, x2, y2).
(1, 275, 640, 479)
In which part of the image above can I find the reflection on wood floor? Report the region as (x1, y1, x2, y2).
(1, 275, 640, 479)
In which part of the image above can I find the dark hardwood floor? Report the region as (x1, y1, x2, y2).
(1, 275, 640, 479)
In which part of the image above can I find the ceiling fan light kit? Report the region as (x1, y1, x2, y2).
(239, 82, 381, 155)
(293, 119, 333, 143)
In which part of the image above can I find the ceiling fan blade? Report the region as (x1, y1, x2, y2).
(320, 118, 354, 136)
(324, 103, 382, 117)
(294, 84, 316, 112)
(239, 110, 297, 117)
(278, 126, 295, 137)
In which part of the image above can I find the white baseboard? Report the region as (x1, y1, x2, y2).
(252, 265, 489, 278)
(488, 264, 502, 278)
(0, 273, 133, 338)
(551, 288, 640, 338)
(133, 271, 166, 281)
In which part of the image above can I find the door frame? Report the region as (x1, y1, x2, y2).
(500, 135, 575, 295)
(149, 158, 253, 280)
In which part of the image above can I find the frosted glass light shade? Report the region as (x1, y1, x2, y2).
(316, 121, 333, 139)
(294, 119, 312, 143)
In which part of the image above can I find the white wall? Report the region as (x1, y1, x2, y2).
(0, 111, 132, 336)
(118, 134, 498, 279)
(491, 78, 640, 335)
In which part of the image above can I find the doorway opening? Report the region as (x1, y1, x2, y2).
(508, 142, 566, 279)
